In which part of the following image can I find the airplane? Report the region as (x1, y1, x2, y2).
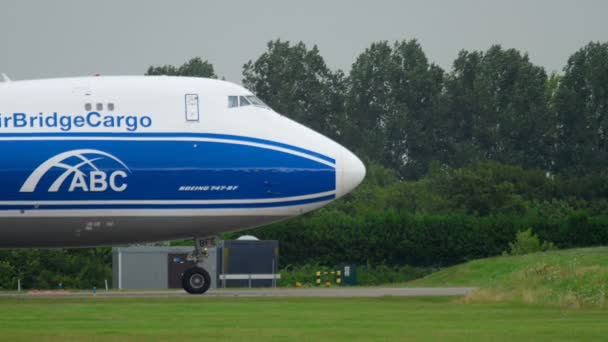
(0, 75, 366, 294)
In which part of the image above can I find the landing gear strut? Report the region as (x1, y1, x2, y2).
(182, 237, 217, 295)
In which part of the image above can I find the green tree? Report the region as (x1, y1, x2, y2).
(554, 42, 608, 175)
(242, 40, 346, 141)
(346, 40, 446, 179)
(545, 72, 562, 104)
(504, 228, 556, 256)
(432, 161, 553, 216)
(444, 46, 553, 170)
(0, 260, 15, 290)
(146, 57, 217, 78)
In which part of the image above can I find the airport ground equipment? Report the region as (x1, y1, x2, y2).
(315, 270, 342, 286)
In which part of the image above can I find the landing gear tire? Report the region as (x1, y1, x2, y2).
(182, 267, 211, 295)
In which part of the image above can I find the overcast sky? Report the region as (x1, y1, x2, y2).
(1, 0, 606, 83)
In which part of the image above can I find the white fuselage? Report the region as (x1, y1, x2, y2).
(0, 76, 365, 247)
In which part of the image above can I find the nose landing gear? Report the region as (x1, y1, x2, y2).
(182, 267, 211, 294)
(182, 237, 217, 295)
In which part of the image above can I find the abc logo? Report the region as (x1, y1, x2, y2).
(67, 169, 127, 192)
(20, 149, 130, 193)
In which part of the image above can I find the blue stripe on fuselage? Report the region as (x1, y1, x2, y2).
(0, 132, 336, 164)
(0, 136, 336, 206)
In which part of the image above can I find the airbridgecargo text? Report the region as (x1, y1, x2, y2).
(0, 112, 153, 131)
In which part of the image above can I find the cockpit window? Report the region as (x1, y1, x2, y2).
(239, 96, 251, 107)
(228, 96, 238, 108)
(228, 95, 271, 110)
(246, 96, 269, 109)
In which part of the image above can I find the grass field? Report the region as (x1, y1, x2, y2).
(408, 247, 608, 308)
(0, 296, 607, 341)
(1, 248, 606, 340)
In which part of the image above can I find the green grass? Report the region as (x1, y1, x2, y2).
(0, 296, 607, 341)
(408, 247, 608, 308)
(1, 248, 606, 340)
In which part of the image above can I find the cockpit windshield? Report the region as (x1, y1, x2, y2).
(246, 96, 269, 108)
(228, 95, 271, 110)
(239, 96, 251, 107)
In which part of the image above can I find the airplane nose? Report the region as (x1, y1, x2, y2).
(337, 148, 366, 198)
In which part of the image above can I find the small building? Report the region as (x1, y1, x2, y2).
(112, 238, 279, 290)
(217, 238, 280, 288)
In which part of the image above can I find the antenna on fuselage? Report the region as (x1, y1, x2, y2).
(1, 73, 11, 82)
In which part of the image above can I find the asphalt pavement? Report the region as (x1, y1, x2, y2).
(0, 287, 476, 298)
